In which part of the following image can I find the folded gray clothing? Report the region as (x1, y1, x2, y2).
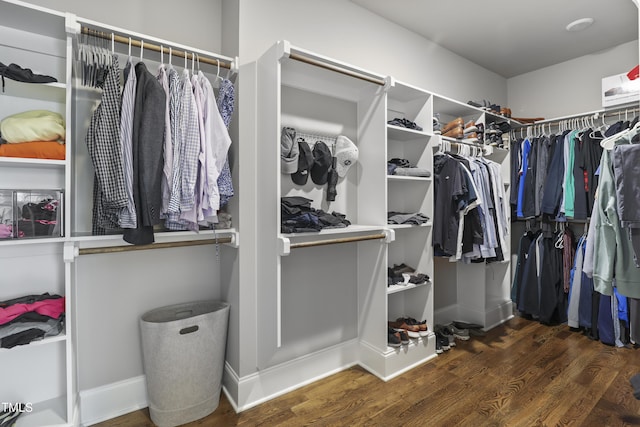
(393, 167, 431, 178)
(0, 317, 63, 340)
(387, 212, 430, 225)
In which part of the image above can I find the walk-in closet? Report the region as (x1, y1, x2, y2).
(1, 0, 638, 426)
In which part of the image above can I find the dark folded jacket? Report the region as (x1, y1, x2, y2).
(0, 62, 57, 91)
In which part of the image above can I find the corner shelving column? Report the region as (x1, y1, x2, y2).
(359, 79, 437, 380)
(0, 1, 76, 425)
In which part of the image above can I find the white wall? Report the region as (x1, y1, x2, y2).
(507, 40, 639, 119)
(21, 0, 223, 54)
(238, 0, 508, 105)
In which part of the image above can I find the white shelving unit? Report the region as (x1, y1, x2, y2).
(365, 79, 436, 378)
(1, 2, 241, 425)
(431, 96, 515, 330)
(0, 1, 76, 426)
(256, 41, 391, 376)
(254, 42, 438, 388)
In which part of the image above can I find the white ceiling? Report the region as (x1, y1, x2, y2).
(351, 0, 638, 78)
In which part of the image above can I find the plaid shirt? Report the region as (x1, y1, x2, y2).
(86, 55, 126, 234)
(216, 78, 235, 207)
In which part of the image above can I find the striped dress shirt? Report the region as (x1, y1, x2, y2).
(118, 59, 138, 228)
(157, 65, 173, 217)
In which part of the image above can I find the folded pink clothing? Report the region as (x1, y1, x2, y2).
(0, 224, 11, 238)
(0, 297, 65, 326)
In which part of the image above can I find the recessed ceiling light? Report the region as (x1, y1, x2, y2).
(566, 18, 595, 32)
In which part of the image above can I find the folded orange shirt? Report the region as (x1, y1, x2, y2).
(0, 141, 65, 160)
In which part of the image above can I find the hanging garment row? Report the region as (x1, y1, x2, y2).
(512, 121, 640, 347)
(81, 34, 235, 245)
(433, 150, 509, 263)
(510, 114, 639, 221)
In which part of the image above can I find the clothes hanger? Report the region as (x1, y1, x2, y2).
(140, 39, 144, 62)
(601, 121, 640, 150)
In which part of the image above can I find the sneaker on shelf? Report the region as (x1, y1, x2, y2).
(464, 120, 477, 134)
(388, 320, 421, 339)
(443, 125, 464, 139)
(433, 117, 441, 134)
(388, 327, 402, 348)
(398, 317, 429, 337)
(396, 329, 410, 345)
(463, 132, 478, 143)
(441, 117, 464, 134)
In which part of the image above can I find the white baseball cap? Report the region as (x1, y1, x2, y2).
(334, 135, 358, 177)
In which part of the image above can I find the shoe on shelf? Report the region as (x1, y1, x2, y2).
(396, 329, 410, 345)
(464, 120, 477, 134)
(446, 323, 471, 340)
(398, 317, 429, 337)
(463, 133, 478, 143)
(388, 320, 421, 339)
(388, 327, 402, 348)
(392, 263, 416, 274)
(441, 117, 464, 134)
(443, 125, 464, 139)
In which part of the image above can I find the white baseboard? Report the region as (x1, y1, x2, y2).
(79, 376, 147, 426)
(80, 340, 360, 424)
(225, 339, 360, 412)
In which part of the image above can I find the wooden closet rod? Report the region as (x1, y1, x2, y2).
(289, 233, 387, 249)
(80, 27, 233, 70)
(288, 52, 385, 86)
(78, 237, 232, 255)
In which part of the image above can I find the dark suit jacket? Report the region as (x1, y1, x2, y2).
(123, 62, 166, 245)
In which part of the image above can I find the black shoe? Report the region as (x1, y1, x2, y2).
(388, 328, 402, 348)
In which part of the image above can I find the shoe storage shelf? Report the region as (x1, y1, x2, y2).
(431, 95, 515, 330)
(369, 78, 437, 377)
(255, 40, 437, 393)
(0, 1, 76, 426)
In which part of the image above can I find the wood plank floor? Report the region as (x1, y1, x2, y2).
(95, 316, 640, 426)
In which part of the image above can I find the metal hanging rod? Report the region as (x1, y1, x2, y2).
(78, 237, 232, 256)
(525, 104, 640, 127)
(289, 233, 387, 250)
(80, 26, 233, 70)
(288, 52, 385, 86)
